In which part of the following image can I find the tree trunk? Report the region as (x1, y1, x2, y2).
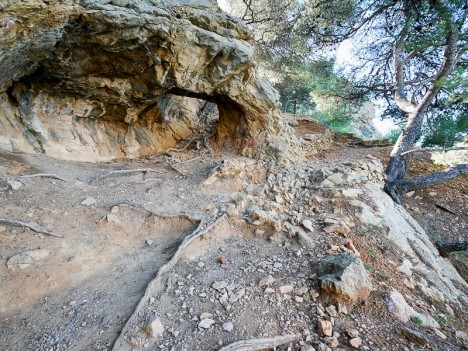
(384, 109, 427, 204)
(293, 100, 297, 114)
(435, 241, 468, 257)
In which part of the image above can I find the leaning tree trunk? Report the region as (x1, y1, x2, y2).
(384, 109, 426, 204)
(384, 107, 468, 204)
(435, 241, 468, 258)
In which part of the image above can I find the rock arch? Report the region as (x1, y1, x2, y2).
(0, 0, 280, 161)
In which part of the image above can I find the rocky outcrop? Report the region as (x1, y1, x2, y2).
(0, 0, 284, 161)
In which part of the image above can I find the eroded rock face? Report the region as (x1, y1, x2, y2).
(0, 0, 281, 161)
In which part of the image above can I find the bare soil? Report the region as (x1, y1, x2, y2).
(0, 123, 466, 351)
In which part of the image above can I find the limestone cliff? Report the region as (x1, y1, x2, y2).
(0, 0, 284, 161)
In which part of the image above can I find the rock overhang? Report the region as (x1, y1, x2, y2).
(0, 0, 284, 161)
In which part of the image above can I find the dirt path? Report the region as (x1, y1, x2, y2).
(0, 151, 210, 350)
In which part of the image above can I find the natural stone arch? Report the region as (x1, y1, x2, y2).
(0, 0, 281, 161)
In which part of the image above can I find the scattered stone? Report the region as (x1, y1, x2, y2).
(264, 288, 275, 295)
(7, 253, 33, 272)
(7, 180, 22, 191)
(197, 262, 205, 268)
(433, 329, 446, 340)
(296, 287, 308, 296)
(301, 346, 316, 351)
(346, 329, 359, 338)
(106, 213, 120, 223)
(318, 253, 372, 302)
(324, 223, 351, 235)
(349, 337, 362, 348)
(294, 296, 304, 303)
(226, 204, 239, 217)
(337, 302, 348, 315)
(24, 249, 49, 261)
(317, 343, 331, 351)
(324, 336, 339, 348)
(222, 322, 233, 332)
(200, 312, 213, 320)
(258, 275, 276, 287)
(198, 319, 215, 329)
(325, 305, 338, 317)
(406, 191, 415, 197)
(146, 239, 154, 246)
(212, 281, 228, 291)
(111, 206, 119, 214)
(217, 257, 227, 264)
(279, 285, 294, 294)
(344, 239, 360, 257)
(302, 219, 314, 232)
(401, 327, 428, 346)
(317, 320, 333, 337)
(455, 330, 468, 342)
(81, 197, 96, 206)
(297, 231, 316, 249)
(143, 318, 164, 339)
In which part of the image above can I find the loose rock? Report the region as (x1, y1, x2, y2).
(198, 319, 215, 329)
(318, 253, 372, 302)
(349, 337, 362, 348)
(401, 327, 428, 346)
(143, 318, 164, 339)
(317, 320, 333, 337)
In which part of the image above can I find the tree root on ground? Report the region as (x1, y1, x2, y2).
(0, 217, 63, 238)
(21, 173, 69, 182)
(88, 168, 167, 183)
(218, 334, 301, 351)
(112, 214, 226, 351)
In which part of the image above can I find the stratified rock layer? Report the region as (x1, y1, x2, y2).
(0, 0, 281, 161)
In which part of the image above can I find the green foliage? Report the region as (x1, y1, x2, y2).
(375, 271, 392, 281)
(422, 112, 467, 148)
(383, 127, 404, 145)
(454, 251, 468, 260)
(434, 314, 453, 328)
(364, 263, 373, 272)
(411, 316, 423, 326)
(368, 248, 378, 261)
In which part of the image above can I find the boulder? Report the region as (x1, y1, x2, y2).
(318, 253, 372, 302)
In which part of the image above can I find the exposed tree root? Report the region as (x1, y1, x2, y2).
(112, 215, 226, 351)
(218, 334, 301, 351)
(435, 241, 468, 257)
(164, 156, 186, 176)
(401, 147, 468, 156)
(88, 168, 167, 183)
(111, 200, 198, 222)
(21, 173, 69, 182)
(434, 203, 457, 215)
(385, 164, 468, 204)
(0, 217, 63, 238)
